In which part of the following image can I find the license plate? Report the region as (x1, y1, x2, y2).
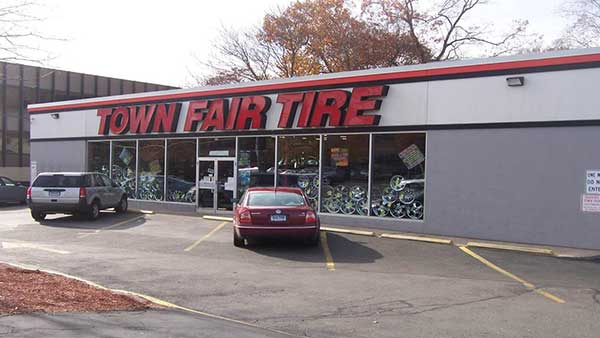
(270, 214, 287, 222)
(49, 191, 60, 198)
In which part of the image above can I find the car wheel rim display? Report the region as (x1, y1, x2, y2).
(390, 203, 407, 218)
(382, 186, 397, 204)
(322, 185, 335, 199)
(349, 186, 366, 201)
(407, 201, 424, 220)
(357, 200, 369, 216)
(398, 188, 416, 205)
(371, 200, 389, 217)
(324, 199, 340, 213)
(340, 199, 356, 214)
(390, 175, 406, 191)
(297, 175, 311, 189)
(305, 186, 318, 199)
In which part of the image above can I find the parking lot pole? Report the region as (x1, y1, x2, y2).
(135, 140, 139, 199)
(109, 140, 113, 179)
(163, 139, 167, 201)
(274, 136, 278, 189)
(318, 135, 323, 213)
(234, 137, 238, 200)
(195, 139, 199, 210)
(367, 134, 373, 217)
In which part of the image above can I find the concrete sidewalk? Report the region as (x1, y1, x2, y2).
(0, 309, 298, 338)
(319, 224, 600, 259)
(199, 214, 600, 259)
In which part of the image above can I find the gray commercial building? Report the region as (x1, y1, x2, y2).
(0, 62, 176, 182)
(27, 49, 600, 249)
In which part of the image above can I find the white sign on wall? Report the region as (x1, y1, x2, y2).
(30, 161, 37, 181)
(586, 170, 600, 194)
(582, 194, 600, 213)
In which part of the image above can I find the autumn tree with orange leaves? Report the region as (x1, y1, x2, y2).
(194, 0, 534, 86)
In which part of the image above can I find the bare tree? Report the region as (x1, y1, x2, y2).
(192, 0, 539, 85)
(189, 26, 277, 86)
(555, 0, 600, 48)
(0, 0, 54, 63)
(362, 0, 534, 62)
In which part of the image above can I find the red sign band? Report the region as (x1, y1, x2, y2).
(97, 85, 388, 135)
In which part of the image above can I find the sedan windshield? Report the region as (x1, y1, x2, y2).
(247, 192, 305, 207)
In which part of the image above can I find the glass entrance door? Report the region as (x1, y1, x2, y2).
(196, 157, 236, 212)
(197, 160, 216, 209)
(216, 160, 235, 210)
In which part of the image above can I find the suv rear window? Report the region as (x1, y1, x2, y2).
(247, 192, 305, 206)
(33, 175, 83, 188)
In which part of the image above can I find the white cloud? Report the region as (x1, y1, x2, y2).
(28, 0, 568, 88)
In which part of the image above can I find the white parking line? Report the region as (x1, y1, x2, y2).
(1, 241, 71, 254)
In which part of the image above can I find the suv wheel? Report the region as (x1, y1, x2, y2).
(31, 211, 46, 222)
(115, 196, 128, 213)
(88, 201, 100, 221)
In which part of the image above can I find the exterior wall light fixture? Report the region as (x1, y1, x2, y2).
(50, 113, 60, 119)
(506, 76, 525, 87)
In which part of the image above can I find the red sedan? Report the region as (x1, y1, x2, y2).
(233, 187, 320, 247)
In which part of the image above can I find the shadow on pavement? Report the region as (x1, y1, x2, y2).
(0, 204, 28, 211)
(247, 233, 383, 264)
(38, 211, 146, 230)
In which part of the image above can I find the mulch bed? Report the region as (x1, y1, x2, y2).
(0, 263, 155, 315)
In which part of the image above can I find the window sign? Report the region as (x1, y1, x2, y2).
(582, 194, 600, 213)
(330, 147, 349, 167)
(209, 150, 229, 156)
(119, 148, 133, 166)
(586, 170, 600, 194)
(398, 144, 425, 170)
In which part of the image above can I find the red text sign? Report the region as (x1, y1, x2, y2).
(97, 85, 388, 135)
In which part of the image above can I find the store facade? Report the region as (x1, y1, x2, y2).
(28, 49, 600, 248)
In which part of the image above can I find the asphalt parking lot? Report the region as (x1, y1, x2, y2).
(0, 205, 599, 338)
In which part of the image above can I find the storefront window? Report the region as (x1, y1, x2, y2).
(277, 135, 320, 208)
(137, 140, 165, 201)
(370, 133, 426, 220)
(166, 139, 196, 203)
(112, 141, 136, 197)
(87, 142, 110, 176)
(321, 135, 369, 215)
(237, 137, 275, 197)
(198, 138, 235, 157)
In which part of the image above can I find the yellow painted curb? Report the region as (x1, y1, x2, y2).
(0, 260, 306, 338)
(466, 241, 554, 255)
(379, 233, 453, 245)
(320, 226, 375, 237)
(130, 209, 154, 214)
(202, 215, 234, 222)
